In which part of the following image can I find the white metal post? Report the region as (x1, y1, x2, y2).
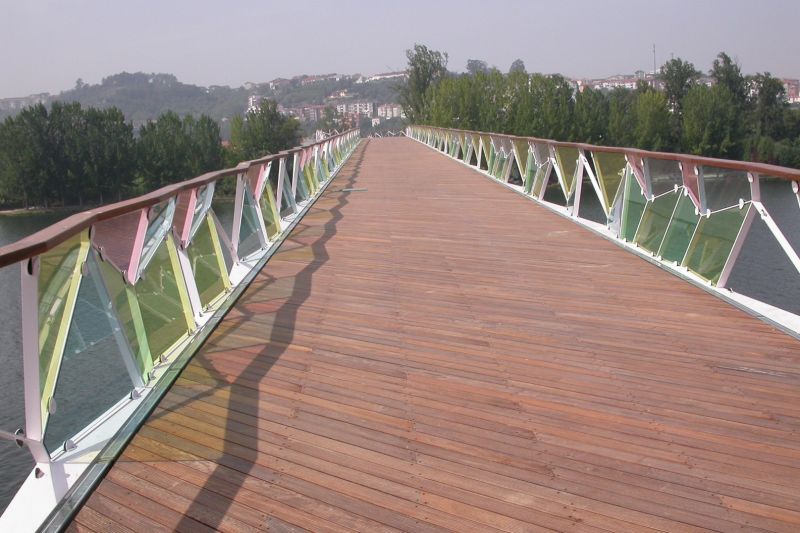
(21, 257, 49, 463)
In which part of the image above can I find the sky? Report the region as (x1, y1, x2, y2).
(1, 0, 798, 98)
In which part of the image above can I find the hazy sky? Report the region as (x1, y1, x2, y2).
(1, 0, 798, 98)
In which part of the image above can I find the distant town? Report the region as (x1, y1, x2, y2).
(0, 68, 797, 130)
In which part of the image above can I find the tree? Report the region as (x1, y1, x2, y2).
(397, 44, 448, 123)
(137, 111, 224, 192)
(659, 58, 701, 114)
(572, 88, 609, 144)
(607, 88, 636, 147)
(633, 91, 672, 151)
(466, 59, 489, 76)
(82, 107, 135, 202)
(509, 59, 526, 74)
(229, 98, 302, 161)
(710, 52, 747, 107)
(749, 72, 787, 139)
(682, 85, 741, 158)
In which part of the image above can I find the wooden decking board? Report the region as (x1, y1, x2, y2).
(70, 138, 800, 531)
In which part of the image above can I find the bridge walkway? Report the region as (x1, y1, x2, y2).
(69, 138, 800, 532)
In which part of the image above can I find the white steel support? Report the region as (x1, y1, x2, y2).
(572, 155, 585, 218)
(21, 257, 49, 463)
(717, 205, 757, 288)
(176, 246, 203, 321)
(230, 173, 246, 260)
(276, 157, 286, 215)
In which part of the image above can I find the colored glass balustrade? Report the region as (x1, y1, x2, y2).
(408, 125, 799, 296)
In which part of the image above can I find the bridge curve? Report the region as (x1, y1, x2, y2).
(69, 138, 800, 532)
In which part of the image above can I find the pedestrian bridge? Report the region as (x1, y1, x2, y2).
(2, 129, 800, 532)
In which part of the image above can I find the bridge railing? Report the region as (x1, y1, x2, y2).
(408, 125, 800, 326)
(0, 129, 359, 527)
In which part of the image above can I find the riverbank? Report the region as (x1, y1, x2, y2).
(0, 205, 86, 217)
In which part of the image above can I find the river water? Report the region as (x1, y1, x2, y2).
(0, 183, 798, 515)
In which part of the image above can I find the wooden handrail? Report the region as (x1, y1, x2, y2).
(420, 125, 800, 180)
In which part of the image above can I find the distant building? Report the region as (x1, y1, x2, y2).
(783, 79, 800, 103)
(0, 93, 50, 111)
(377, 104, 404, 119)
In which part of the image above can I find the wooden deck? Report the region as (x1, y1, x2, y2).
(69, 138, 800, 532)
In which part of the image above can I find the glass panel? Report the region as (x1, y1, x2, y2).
(554, 147, 579, 197)
(592, 152, 627, 211)
(634, 191, 680, 254)
(38, 232, 90, 424)
(577, 177, 608, 225)
(702, 166, 750, 212)
(134, 238, 193, 361)
(523, 151, 536, 194)
(97, 259, 151, 379)
(683, 204, 751, 284)
(210, 175, 237, 240)
(621, 168, 647, 241)
(260, 179, 281, 240)
(294, 160, 311, 203)
(658, 193, 700, 263)
(513, 140, 529, 178)
(646, 158, 683, 196)
(137, 199, 176, 278)
(187, 214, 230, 308)
(238, 186, 265, 259)
(189, 184, 214, 241)
(0, 261, 33, 511)
(280, 167, 298, 217)
(44, 253, 135, 452)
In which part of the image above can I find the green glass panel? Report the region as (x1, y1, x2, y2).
(134, 238, 192, 361)
(658, 194, 700, 263)
(260, 183, 281, 240)
(683, 204, 751, 284)
(44, 253, 135, 452)
(187, 215, 229, 308)
(555, 147, 579, 196)
(523, 151, 536, 194)
(634, 192, 680, 254)
(97, 259, 151, 379)
(280, 171, 298, 217)
(592, 152, 627, 211)
(211, 176, 237, 238)
(137, 200, 175, 278)
(620, 169, 647, 241)
(239, 186, 264, 259)
(38, 232, 89, 423)
(294, 165, 310, 203)
(501, 155, 512, 181)
(189, 184, 213, 240)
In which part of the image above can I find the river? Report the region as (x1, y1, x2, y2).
(0, 183, 798, 515)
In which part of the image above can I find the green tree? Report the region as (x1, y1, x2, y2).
(710, 52, 747, 107)
(633, 91, 672, 151)
(607, 88, 636, 147)
(682, 85, 741, 158)
(397, 44, 448, 123)
(509, 59, 526, 74)
(466, 59, 489, 76)
(749, 72, 787, 139)
(572, 88, 609, 144)
(137, 111, 223, 192)
(659, 58, 701, 114)
(82, 107, 136, 203)
(229, 98, 302, 161)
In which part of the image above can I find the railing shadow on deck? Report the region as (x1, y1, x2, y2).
(137, 141, 367, 530)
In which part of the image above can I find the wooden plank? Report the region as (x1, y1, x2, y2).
(69, 138, 800, 532)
